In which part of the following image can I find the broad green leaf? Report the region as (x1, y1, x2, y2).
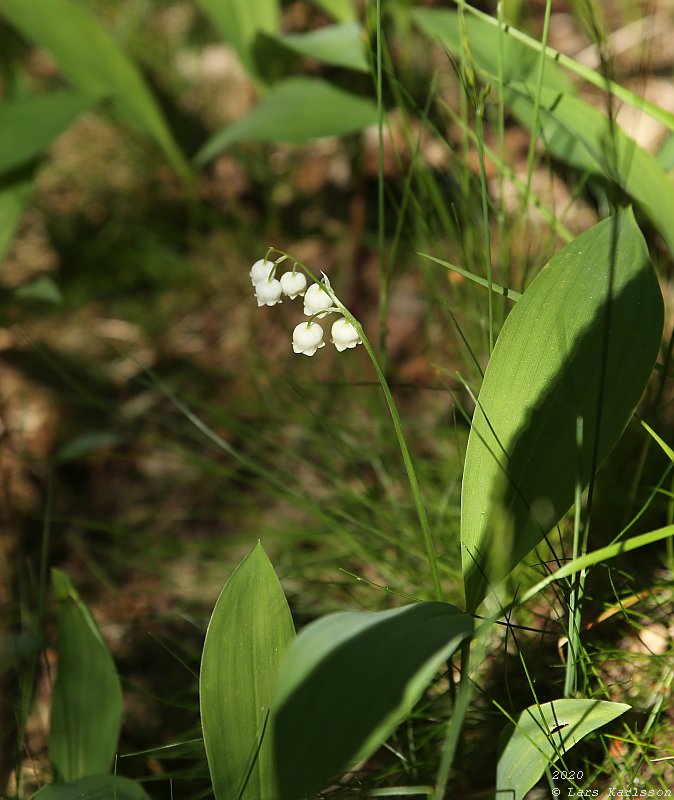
(273, 601, 473, 800)
(195, 0, 279, 82)
(657, 132, 674, 171)
(0, 0, 189, 178)
(0, 91, 95, 176)
(497, 699, 630, 799)
(461, 209, 663, 611)
(506, 85, 674, 257)
(200, 542, 295, 800)
(411, 8, 573, 94)
(271, 23, 369, 72)
(311, 0, 356, 23)
(196, 78, 378, 165)
(14, 276, 62, 304)
(49, 569, 123, 782)
(0, 173, 33, 263)
(30, 775, 149, 800)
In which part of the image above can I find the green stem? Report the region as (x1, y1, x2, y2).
(474, 102, 494, 354)
(267, 250, 443, 600)
(342, 308, 443, 601)
(522, 0, 553, 212)
(564, 416, 584, 697)
(376, 0, 388, 369)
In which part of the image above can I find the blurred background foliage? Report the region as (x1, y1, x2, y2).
(2, 0, 674, 796)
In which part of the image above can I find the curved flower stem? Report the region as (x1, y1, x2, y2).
(340, 307, 443, 602)
(266, 247, 443, 601)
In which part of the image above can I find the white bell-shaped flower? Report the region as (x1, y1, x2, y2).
(331, 318, 362, 351)
(254, 278, 282, 307)
(303, 282, 334, 318)
(280, 271, 307, 299)
(292, 321, 325, 356)
(250, 259, 274, 286)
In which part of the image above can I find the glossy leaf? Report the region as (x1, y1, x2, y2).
(30, 775, 149, 800)
(272, 23, 368, 72)
(497, 699, 630, 799)
(411, 8, 573, 93)
(196, 77, 378, 164)
(195, 0, 279, 81)
(506, 85, 674, 257)
(461, 209, 663, 611)
(200, 542, 295, 800)
(0, 91, 95, 176)
(49, 569, 123, 781)
(0, 0, 188, 178)
(273, 601, 473, 800)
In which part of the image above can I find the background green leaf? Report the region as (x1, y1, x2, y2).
(48, 569, 123, 781)
(194, 0, 280, 82)
(412, 10, 674, 256)
(311, 0, 356, 23)
(506, 85, 674, 258)
(0, 91, 95, 176)
(14, 276, 63, 305)
(422, 1, 674, 134)
(411, 8, 574, 93)
(0, 172, 33, 263)
(0, 0, 189, 178)
(657, 132, 674, 170)
(200, 542, 295, 800)
(461, 209, 663, 611)
(196, 77, 378, 164)
(30, 774, 149, 800)
(273, 602, 473, 800)
(271, 23, 369, 72)
(497, 699, 630, 799)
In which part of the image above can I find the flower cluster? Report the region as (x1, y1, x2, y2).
(250, 257, 362, 357)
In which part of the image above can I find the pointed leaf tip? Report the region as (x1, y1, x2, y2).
(200, 543, 295, 800)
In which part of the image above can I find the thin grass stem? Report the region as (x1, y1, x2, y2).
(564, 416, 584, 697)
(376, 0, 387, 368)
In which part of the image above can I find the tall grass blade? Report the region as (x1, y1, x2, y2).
(410, 8, 573, 93)
(517, 523, 674, 608)
(48, 569, 123, 781)
(450, 2, 674, 134)
(200, 542, 295, 800)
(506, 85, 674, 258)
